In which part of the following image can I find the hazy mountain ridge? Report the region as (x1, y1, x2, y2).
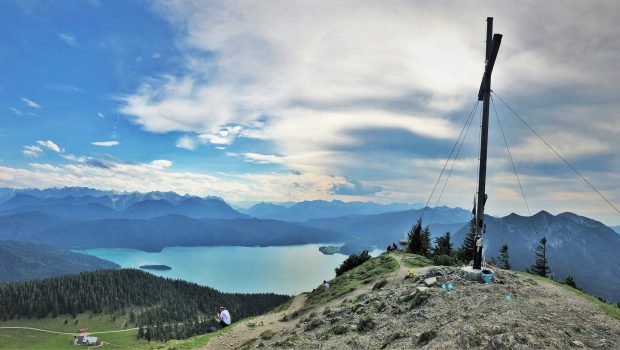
(243, 199, 422, 221)
(0, 192, 246, 220)
(30, 215, 346, 252)
(453, 211, 620, 302)
(305, 206, 471, 254)
(0, 240, 119, 282)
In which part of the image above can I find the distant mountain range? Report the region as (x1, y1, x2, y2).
(0, 240, 119, 282)
(241, 200, 421, 221)
(453, 211, 620, 303)
(1, 187, 618, 302)
(0, 193, 246, 220)
(31, 215, 345, 252)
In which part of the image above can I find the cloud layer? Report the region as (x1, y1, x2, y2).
(5, 1, 620, 224)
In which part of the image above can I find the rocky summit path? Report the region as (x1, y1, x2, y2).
(203, 254, 620, 349)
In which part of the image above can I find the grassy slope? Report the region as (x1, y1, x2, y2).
(303, 254, 399, 311)
(0, 303, 281, 349)
(0, 313, 152, 349)
(516, 272, 620, 321)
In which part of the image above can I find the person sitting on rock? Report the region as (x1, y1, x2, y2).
(216, 306, 231, 328)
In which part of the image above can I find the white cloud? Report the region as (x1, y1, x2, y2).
(97, 112, 105, 118)
(22, 145, 43, 158)
(108, 1, 620, 223)
(150, 159, 173, 169)
(21, 98, 41, 109)
(92, 141, 120, 147)
(241, 153, 284, 164)
(152, 52, 161, 59)
(176, 135, 197, 150)
(36, 140, 63, 153)
(58, 33, 76, 46)
(9, 107, 23, 116)
(511, 133, 610, 163)
(199, 125, 243, 145)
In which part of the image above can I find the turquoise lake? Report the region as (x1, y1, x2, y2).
(78, 244, 382, 295)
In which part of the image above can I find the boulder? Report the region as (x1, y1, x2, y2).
(424, 277, 437, 287)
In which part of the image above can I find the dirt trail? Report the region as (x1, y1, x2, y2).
(203, 254, 421, 350)
(0, 326, 75, 335)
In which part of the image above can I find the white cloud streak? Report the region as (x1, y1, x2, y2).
(58, 32, 76, 46)
(36, 140, 63, 153)
(92, 141, 120, 147)
(21, 98, 41, 109)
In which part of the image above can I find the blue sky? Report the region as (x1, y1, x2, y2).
(1, 0, 619, 225)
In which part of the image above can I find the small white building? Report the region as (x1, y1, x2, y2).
(74, 335, 100, 345)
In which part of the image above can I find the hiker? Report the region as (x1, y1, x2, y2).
(323, 280, 329, 292)
(387, 242, 397, 252)
(216, 306, 231, 328)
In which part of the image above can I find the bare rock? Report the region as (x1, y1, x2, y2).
(570, 340, 585, 347)
(423, 277, 437, 287)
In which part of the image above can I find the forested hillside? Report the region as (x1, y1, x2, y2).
(0, 240, 118, 282)
(453, 211, 620, 303)
(0, 269, 289, 342)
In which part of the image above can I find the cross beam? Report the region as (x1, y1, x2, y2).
(473, 18, 502, 270)
(478, 33, 503, 101)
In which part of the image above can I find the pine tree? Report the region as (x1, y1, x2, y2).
(458, 217, 477, 262)
(421, 226, 432, 257)
(407, 219, 423, 254)
(433, 232, 452, 256)
(497, 244, 510, 269)
(565, 275, 578, 289)
(528, 237, 551, 277)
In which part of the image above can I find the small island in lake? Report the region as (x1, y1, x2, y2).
(318, 246, 341, 255)
(139, 264, 172, 271)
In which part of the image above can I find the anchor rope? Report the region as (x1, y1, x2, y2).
(389, 100, 480, 288)
(492, 90, 620, 216)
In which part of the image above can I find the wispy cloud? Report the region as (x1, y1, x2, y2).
(36, 140, 63, 153)
(9, 107, 23, 116)
(92, 141, 120, 147)
(21, 98, 41, 109)
(331, 178, 382, 196)
(175, 135, 197, 150)
(241, 153, 284, 164)
(97, 112, 105, 118)
(150, 159, 172, 169)
(22, 145, 43, 158)
(58, 32, 76, 46)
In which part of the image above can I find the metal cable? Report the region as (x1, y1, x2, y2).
(492, 90, 620, 216)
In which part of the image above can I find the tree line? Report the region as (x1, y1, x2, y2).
(405, 215, 590, 293)
(0, 269, 289, 341)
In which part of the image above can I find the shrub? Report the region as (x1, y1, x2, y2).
(431, 254, 462, 266)
(305, 318, 322, 331)
(332, 324, 349, 335)
(260, 329, 274, 340)
(335, 250, 371, 276)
